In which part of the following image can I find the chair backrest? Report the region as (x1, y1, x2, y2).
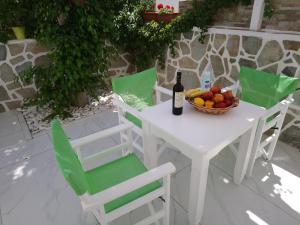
(111, 68, 157, 111)
(240, 67, 299, 109)
(51, 119, 88, 196)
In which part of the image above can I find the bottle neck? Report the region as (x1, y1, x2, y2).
(176, 74, 181, 84)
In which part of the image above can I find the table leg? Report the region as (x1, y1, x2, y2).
(188, 156, 209, 225)
(142, 121, 158, 169)
(233, 119, 259, 184)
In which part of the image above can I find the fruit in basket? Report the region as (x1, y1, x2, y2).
(224, 99, 233, 107)
(200, 91, 214, 100)
(214, 102, 227, 108)
(205, 100, 214, 108)
(194, 97, 205, 106)
(210, 86, 221, 94)
(213, 94, 224, 103)
(222, 90, 234, 100)
(185, 89, 205, 98)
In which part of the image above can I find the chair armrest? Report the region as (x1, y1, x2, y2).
(112, 94, 141, 118)
(154, 85, 172, 97)
(86, 162, 176, 207)
(70, 121, 133, 149)
(262, 94, 293, 119)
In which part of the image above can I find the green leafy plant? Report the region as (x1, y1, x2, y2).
(0, 0, 36, 42)
(21, 0, 126, 119)
(141, 0, 155, 12)
(264, 0, 274, 19)
(20, 0, 257, 119)
(111, 0, 253, 71)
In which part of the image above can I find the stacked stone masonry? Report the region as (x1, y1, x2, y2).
(211, 0, 300, 32)
(0, 40, 48, 113)
(156, 30, 300, 148)
(0, 40, 133, 113)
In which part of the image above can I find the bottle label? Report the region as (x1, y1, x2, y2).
(174, 92, 184, 108)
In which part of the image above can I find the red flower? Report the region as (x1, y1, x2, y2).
(157, 4, 163, 9)
(171, 6, 174, 11)
(166, 5, 171, 9)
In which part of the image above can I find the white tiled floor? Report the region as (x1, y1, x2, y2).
(0, 110, 299, 225)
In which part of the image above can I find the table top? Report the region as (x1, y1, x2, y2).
(141, 100, 265, 156)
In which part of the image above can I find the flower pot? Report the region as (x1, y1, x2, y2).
(142, 12, 180, 23)
(12, 26, 25, 40)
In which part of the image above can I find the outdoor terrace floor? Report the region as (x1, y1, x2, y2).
(0, 110, 299, 225)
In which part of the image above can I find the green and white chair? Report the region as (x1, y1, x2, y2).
(111, 68, 172, 154)
(229, 67, 299, 176)
(51, 119, 175, 225)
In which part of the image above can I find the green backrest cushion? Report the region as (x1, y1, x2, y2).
(240, 67, 299, 109)
(51, 119, 88, 196)
(111, 68, 157, 111)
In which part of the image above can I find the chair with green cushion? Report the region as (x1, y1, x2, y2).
(112, 67, 172, 153)
(51, 119, 175, 225)
(231, 67, 298, 176)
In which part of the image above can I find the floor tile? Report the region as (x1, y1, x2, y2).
(211, 141, 300, 222)
(158, 147, 191, 174)
(0, 116, 22, 138)
(0, 151, 98, 225)
(0, 132, 25, 150)
(171, 164, 300, 225)
(0, 111, 18, 120)
(0, 134, 52, 169)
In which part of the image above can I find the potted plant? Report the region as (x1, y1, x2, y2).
(142, 2, 180, 23)
(0, 0, 35, 41)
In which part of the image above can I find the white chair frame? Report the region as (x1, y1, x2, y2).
(69, 120, 176, 225)
(229, 94, 293, 176)
(113, 82, 173, 155)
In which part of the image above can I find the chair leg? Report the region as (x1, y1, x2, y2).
(266, 106, 289, 160)
(91, 209, 108, 225)
(147, 202, 161, 225)
(163, 175, 171, 225)
(246, 119, 265, 177)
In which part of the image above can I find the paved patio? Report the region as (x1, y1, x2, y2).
(0, 110, 299, 225)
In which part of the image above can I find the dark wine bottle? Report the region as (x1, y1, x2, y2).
(172, 71, 184, 115)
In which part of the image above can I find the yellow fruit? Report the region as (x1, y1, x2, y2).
(194, 97, 205, 106)
(205, 100, 214, 108)
(185, 89, 205, 98)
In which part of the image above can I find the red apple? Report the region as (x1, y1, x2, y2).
(210, 86, 221, 94)
(214, 102, 227, 108)
(200, 91, 214, 100)
(222, 90, 234, 100)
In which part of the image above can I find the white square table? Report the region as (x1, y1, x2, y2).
(141, 99, 265, 225)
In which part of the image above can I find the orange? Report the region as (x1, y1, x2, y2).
(205, 100, 214, 108)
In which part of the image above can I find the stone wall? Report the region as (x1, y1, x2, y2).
(262, 0, 300, 31)
(214, 3, 253, 28)
(157, 28, 300, 148)
(212, 0, 300, 32)
(0, 39, 133, 113)
(0, 40, 48, 113)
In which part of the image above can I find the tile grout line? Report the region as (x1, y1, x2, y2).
(210, 163, 300, 223)
(0, 208, 3, 225)
(17, 111, 33, 140)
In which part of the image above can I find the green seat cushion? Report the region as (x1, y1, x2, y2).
(86, 153, 161, 213)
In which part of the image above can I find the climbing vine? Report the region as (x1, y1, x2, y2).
(17, 0, 262, 118)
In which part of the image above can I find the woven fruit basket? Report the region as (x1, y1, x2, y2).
(186, 97, 239, 115)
